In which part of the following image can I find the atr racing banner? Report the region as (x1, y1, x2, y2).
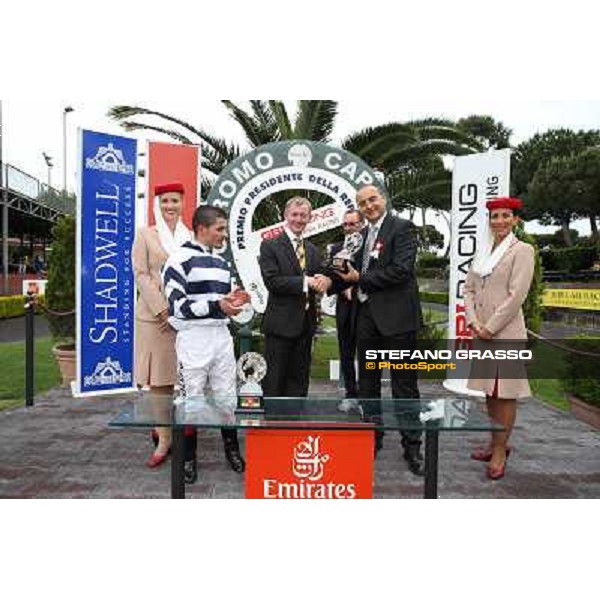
(75, 130, 137, 396)
(444, 149, 511, 396)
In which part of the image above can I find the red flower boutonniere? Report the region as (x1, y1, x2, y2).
(370, 240, 384, 260)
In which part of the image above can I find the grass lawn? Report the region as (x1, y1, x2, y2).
(530, 379, 569, 411)
(312, 333, 339, 380)
(0, 337, 61, 412)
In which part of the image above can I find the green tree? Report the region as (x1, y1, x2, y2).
(416, 224, 445, 253)
(527, 154, 583, 246)
(109, 102, 481, 202)
(457, 115, 512, 149)
(571, 147, 600, 240)
(533, 229, 580, 249)
(109, 102, 482, 256)
(514, 222, 544, 334)
(45, 216, 76, 343)
(512, 128, 600, 197)
(527, 146, 600, 245)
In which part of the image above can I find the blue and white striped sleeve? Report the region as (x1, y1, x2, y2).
(162, 256, 225, 320)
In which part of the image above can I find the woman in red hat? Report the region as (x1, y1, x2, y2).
(464, 197, 535, 480)
(132, 183, 191, 468)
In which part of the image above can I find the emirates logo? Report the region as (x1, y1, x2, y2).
(292, 436, 330, 481)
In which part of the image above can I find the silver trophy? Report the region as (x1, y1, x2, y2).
(332, 231, 363, 273)
(236, 352, 267, 413)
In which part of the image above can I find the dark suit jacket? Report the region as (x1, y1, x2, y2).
(332, 213, 422, 336)
(259, 233, 323, 338)
(330, 241, 358, 332)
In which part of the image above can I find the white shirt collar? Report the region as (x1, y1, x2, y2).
(368, 212, 387, 233)
(284, 226, 303, 244)
(192, 238, 212, 254)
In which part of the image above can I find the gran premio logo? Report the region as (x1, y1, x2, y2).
(263, 435, 357, 499)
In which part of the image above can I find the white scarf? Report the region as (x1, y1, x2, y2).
(472, 231, 515, 278)
(153, 195, 191, 256)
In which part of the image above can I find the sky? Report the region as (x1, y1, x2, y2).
(2, 99, 599, 242)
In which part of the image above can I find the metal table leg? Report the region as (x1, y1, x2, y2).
(424, 430, 439, 499)
(171, 426, 185, 499)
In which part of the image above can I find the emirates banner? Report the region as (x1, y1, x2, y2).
(144, 141, 201, 228)
(444, 149, 511, 396)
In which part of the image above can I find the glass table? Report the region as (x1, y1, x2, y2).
(109, 395, 504, 499)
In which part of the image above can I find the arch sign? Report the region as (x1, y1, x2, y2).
(206, 141, 385, 313)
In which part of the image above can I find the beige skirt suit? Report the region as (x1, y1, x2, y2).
(132, 226, 177, 387)
(464, 238, 535, 399)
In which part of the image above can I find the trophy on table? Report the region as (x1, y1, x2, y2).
(236, 352, 267, 414)
(329, 231, 363, 273)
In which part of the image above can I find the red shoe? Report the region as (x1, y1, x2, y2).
(470, 447, 493, 461)
(487, 450, 510, 480)
(471, 446, 511, 462)
(145, 451, 169, 468)
(487, 461, 506, 480)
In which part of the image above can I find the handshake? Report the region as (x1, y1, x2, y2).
(219, 288, 251, 316)
(307, 274, 332, 294)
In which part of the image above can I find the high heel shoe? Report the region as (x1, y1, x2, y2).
(487, 450, 510, 480)
(146, 450, 169, 468)
(471, 446, 512, 462)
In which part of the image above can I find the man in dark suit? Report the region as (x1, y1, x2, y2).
(334, 184, 424, 475)
(330, 209, 364, 410)
(259, 197, 330, 397)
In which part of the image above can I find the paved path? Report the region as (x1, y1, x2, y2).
(0, 315, 50, 343)
(0, 381, 598, 499)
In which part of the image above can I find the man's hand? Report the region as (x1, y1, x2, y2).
(343, 288, 353, 302)
(226, 288, 251, 307)
(157, 308, 170, 333)
(337, 265, 360, 283)
(308, 274, 332, 294)
(314, 274, 332, 293)
(219, 298, 243, 316)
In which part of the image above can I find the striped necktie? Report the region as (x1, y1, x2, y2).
(361, 226, 378, 275)
(295, 237, 306, 271)
(357, 226, 378, 304)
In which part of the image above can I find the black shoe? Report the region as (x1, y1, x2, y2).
(374, 439, 383, 459)
(403, 446, 424, 477)
(184, 459, 197, 484)
(225, 445, 245, 473)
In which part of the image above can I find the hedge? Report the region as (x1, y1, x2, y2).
(540, 243, 600, 273)
(417, 253, 449, 269)
(419, 291, 449, 305)
(0, 295, 46, 320)
(563, 337, 600, 407)
(417, 267, 446, 279)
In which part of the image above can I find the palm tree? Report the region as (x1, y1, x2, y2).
(109, 102, 482, 233)
(341, 118, 481, 170)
